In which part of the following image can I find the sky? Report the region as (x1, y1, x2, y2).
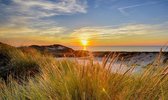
(0, 0, 168, 47)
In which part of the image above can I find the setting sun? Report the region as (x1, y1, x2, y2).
(81, 40, 88, 46)
(81, 39, 88, 50)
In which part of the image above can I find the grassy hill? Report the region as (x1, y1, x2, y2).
(0, 42, 168, 99)
(0, 42, 40, 80)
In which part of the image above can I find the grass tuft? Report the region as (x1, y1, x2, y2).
(0, 45, 168, 99)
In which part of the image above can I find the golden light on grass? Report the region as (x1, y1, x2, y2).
(81, 39, 88, 50)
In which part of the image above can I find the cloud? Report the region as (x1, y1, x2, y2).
(16, 0, 86, 17)
(1, 0, 87, 18)
(0, 0, 87, 27)
(118, 2, 157, 16)
(0, 0, 88, 43)
(0, 22, 168, 46)
(0, 26, 66, 38)
(70, 23, 168, 40)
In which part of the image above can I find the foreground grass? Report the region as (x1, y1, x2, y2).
(0, 47, 168, 100)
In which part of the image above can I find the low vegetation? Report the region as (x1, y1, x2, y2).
(0, 43, 168, 100)
(0, 43, 41, 81)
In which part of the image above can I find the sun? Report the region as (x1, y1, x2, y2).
(81, 40, 88, 46)
(81, 39, 88, 50)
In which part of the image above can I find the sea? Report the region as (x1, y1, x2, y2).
(70, 46, 168, 52)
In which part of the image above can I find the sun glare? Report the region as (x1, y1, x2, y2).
(81, 40, 88, 46)
(81, 40, 88, 50)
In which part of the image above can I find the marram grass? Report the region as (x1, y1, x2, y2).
(0, 48, 168, 100)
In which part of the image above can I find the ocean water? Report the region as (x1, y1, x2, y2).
(70, 46, 168, 52)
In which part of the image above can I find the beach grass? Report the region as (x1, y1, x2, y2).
(0, 46, 168, 100)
